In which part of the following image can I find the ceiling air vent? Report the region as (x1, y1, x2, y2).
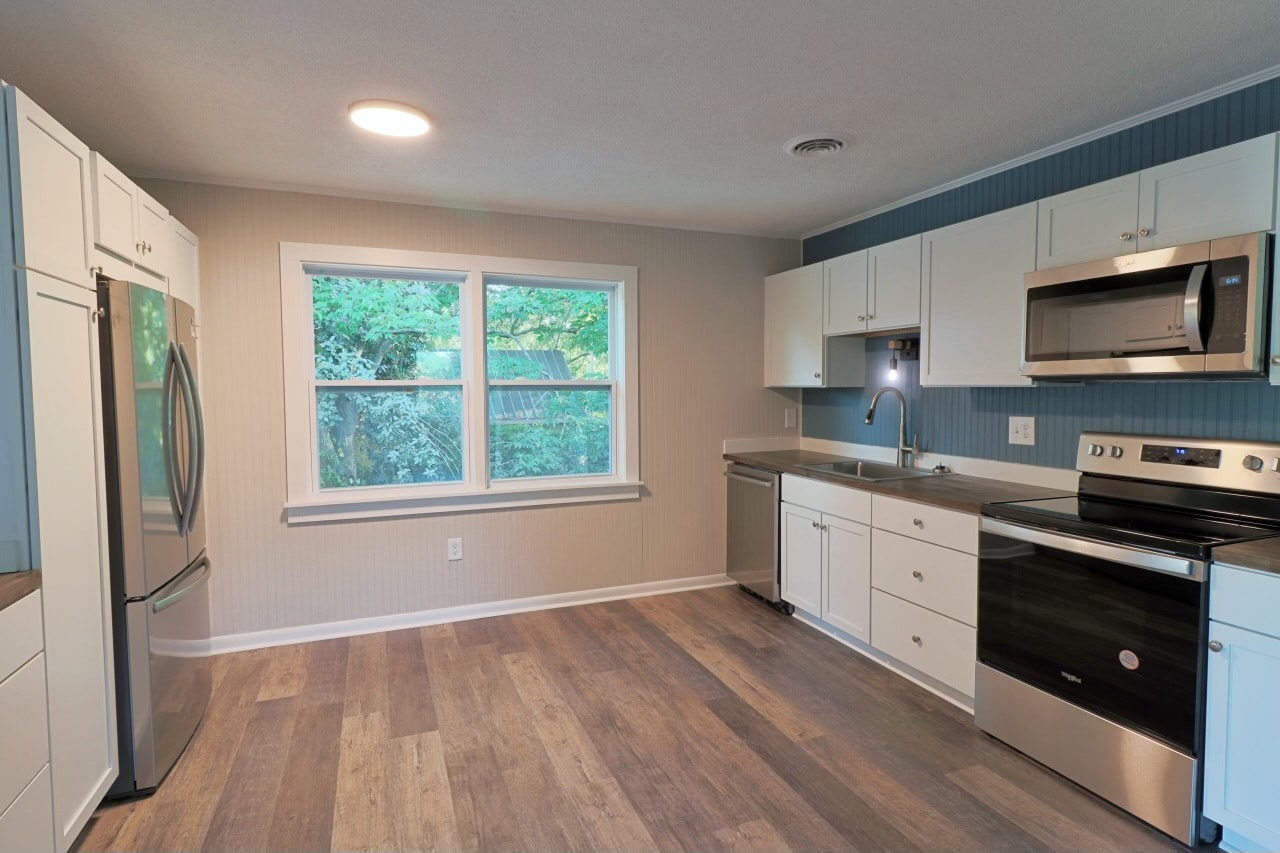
(785, 133, 852, 158)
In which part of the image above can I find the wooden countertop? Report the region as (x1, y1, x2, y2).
(1213, 539, 1280, 577)
(724, 450, 1073, 514)
(0, 570, 41, 613)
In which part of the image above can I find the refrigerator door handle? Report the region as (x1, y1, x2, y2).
(152, 553, 211, 614)
(176, 343, 205, 524)
(174, 343, 199, 534)
(162, 342, 185, 533)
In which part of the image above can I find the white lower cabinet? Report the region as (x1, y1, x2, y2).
(870, 590, 976, 696)
(1204, 565, 1280, 852)
(0, 768, 54, 853)
(24, 270, 117, 852)
(0, 590, 53, 853)
(780, 476, 872, 643)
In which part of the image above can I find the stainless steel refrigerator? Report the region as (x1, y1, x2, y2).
(97, 276, 211, 797)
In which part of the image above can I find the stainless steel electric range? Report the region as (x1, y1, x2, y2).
(977, 432, 1280, 846)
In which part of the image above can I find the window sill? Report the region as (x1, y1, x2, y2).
(284, 480, 644, 524)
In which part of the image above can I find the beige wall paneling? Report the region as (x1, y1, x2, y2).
(139, 181, 798, 639)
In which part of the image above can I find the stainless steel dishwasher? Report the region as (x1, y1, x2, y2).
(724, 463, 791, 612)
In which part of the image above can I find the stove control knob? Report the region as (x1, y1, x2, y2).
(1087, 443, 1104, 457)
(1109, 446, 1123, 459)
(1242, 455, 1264, 472)
(1271, 458, 1280, 473)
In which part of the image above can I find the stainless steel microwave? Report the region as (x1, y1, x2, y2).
(1021, 232, 1272, 379)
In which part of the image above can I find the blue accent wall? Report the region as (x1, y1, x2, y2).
(802, 76, 1280, 469)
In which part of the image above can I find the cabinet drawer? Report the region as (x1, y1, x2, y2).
(0, 653, 50, 815)
(782, 474, 871, 524)
(0, 590, 43, 681)
(872, 530, 977, 626)
(871, 590, 976, 696)
(1212, 564, 1280, 639)
(0, 765, 54, 853)
(873, 495, 977, 554)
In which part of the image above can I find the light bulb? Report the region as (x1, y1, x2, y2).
(888, 366, 899, 380)
(888, 353, 899, 381)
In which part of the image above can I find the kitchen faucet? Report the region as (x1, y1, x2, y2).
(865, 386, 918, 468)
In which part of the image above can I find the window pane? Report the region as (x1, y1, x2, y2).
(489, 389, 611, 479)
(313, 276, 461, 380)
(316, 388, 463, 488)
(486, 284, 610, 380)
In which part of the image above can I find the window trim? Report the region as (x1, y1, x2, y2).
(279, 242, 640, 523)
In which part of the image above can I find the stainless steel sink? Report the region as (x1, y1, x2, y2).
(799, 459, 941, 482)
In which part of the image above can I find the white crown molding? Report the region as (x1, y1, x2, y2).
(209, 573, 734, 655)
(803, 63, 1280, 241)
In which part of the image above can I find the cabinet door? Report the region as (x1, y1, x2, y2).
(88, 153, 138, 263)
(1203, 621, 1280, 852)
(780, 502, 822, 615)
(167, 217, 200, 318)
(764, 264, 824, 387)
(7, 89, 93, 289)
(824, 250, 868, 335)
(921, 203, 1036, 387)
(22, 270, 117, 852)
(1138, 133, 1278, 252)
(867, 234, 921, 331)
(1036, 173, 1139, 269)
(822, 515, 871, 642)
(134, 189, 169, 277)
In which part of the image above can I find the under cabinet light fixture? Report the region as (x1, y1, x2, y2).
(348, 100, 431, 137)
(887, 338, 918, 381)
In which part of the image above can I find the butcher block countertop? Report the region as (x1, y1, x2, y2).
(1214, 539, 1280, 578)
(724, 450, 1072, 514)
(0, 570, 41, 613)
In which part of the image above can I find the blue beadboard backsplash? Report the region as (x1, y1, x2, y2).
(802, 76, 1280, 469)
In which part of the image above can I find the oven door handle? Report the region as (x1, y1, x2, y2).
(980, 518, 1207, 580)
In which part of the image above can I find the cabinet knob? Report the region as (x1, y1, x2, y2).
(820, 523, 828, 531)
(1208, 640, 1223, 653)
(1271, 355, 1280, 366)
(91, 307, 105, 323)
(866, 314, 874, 320)
(912, 570, 923, 581)
(812, 520, 820, 529)
(911, 635, 923, 646)
(912, 518, 924, 528)
(136, 242, 144, 254)
(1138, 227, 1150, 238)
(1120, 232, 1132, 241)
(813, 372, 821, 379)
(857, 315, 866, 322)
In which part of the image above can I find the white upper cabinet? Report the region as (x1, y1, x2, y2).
(921, 203, 1036, 387)
(765, 264, 865, 387)
(824, 236, 922, 335)
(824, 250, 868, 335)
(1036, 173, 1141, 269)
(167, 216, 200, 317)
(6, 88, 93, 289)
(867, 234, 922, 332)
(1138, 133, 1277, 251)
(1037, 133, 1278, 269)
(89, 152, 169, 277)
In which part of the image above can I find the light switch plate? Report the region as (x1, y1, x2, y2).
(784, 407, 797, 429)
(1009, 416, 1036, 446)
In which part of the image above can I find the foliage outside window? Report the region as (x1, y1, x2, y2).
(280, 244, 639, 522)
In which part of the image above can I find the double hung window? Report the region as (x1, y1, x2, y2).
(280, 244, 639, 522)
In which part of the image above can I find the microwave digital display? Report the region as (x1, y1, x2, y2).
(1221, 274, 1242, 286)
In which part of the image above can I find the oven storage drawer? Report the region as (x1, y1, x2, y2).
(1211, 563, 1280, 639)
(872, 530, 977, 626)
(871, 590, 976, 695)
(873, 496, 977, 554)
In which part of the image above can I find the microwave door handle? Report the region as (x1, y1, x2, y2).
(1183, 263, 1208, 353)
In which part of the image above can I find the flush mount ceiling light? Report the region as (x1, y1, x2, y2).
(348, 100, 431, 137)
(784, 133, 852, 158)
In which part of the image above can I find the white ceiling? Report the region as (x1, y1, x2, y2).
(3, 1, 1280, 238)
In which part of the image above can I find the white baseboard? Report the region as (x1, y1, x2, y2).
(792, 609, 975, 714)
(209, 573, 735, 655)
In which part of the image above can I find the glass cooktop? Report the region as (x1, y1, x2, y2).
(983, 495, 1280, 560)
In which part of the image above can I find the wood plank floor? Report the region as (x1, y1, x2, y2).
(74, 587, 1193, 853)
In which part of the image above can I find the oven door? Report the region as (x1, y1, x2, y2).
(978, 518, 1207, 753)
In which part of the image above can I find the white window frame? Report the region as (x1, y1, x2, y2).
(280, 242, 640, 523)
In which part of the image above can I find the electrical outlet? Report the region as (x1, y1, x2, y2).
(1008, 416, 1036, 446)
(784, 407, 797, 429)
(447, 537, 463, 561)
